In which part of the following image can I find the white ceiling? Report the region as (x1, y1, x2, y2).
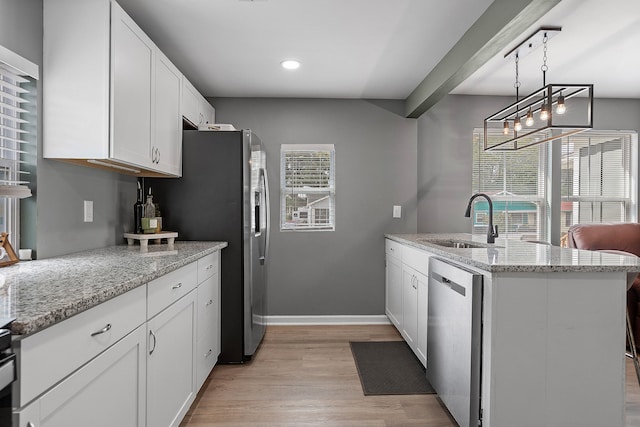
(116, 0, 640, 104)
(116, 0, 493, 99)
(452, 0, 640, 98)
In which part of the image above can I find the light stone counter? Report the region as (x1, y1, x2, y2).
(0, 241, 227, 336)
(386, 233, 640, 273)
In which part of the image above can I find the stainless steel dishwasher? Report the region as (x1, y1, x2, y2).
(427, 257, 483, 427)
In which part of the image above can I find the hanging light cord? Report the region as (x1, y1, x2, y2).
(541, 32, 548, 85)
(514, 53, 521, 103)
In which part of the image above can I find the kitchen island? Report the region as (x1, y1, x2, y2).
(2, 241, 227, 427)
(386, 233, 640, 427)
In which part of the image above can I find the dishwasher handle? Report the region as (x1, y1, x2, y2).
(431, 271, 467, 297)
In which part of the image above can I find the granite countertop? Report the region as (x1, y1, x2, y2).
(0, 241, 228, 336)
(386, 233, 640, 273)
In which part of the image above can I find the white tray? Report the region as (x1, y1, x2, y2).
(124, 232, 178, 251)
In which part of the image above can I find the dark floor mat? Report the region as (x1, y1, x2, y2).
(350, 341, 435, 395)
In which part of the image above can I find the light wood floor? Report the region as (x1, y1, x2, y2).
(181, 325, 640, 427)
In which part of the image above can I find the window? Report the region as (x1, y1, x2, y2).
(0, 46, 38, 251)
(280, 144, 335, 231)
(472, 130, 546, 241)
(472, 129, 637, 243)
(560, 131, 637, 237)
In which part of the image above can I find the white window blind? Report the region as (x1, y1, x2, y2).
(473, 129, 637, 244)
(280, 144, 335, 231)
(472, 129, 547, 241)
(0, 45, 38, 252)
(560, 131, 637, 236)
(0, 62, 32, 198)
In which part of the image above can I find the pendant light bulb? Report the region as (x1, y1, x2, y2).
(540, 103, 549, 121)
(556, 92, 566, 115)
(525, 108, 534, 127)
(503, 121, 509, 135)
(514, 115, 522, 132)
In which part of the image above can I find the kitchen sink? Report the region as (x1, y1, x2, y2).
(416, 238, 497, 249)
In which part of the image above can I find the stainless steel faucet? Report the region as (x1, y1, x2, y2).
(464, 193, 499, 244)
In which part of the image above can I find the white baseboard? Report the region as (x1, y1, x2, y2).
(265, 315, 391, 326)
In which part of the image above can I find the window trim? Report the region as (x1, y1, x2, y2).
(280, 143, 336, 232)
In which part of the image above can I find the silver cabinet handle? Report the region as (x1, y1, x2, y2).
(205, 264, 214, 270)
(149, 330, 156, 355)
(27, 422, 36, 427)
(205, 299, 213, 307)
(205, 348, 212, 358)
(172, 282, 183, 290)
(90, 323, 112, 337)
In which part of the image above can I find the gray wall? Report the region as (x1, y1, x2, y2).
(1, 0, 137, 259)
(416, 94, 640, 233)
(213, 98, 417, 316)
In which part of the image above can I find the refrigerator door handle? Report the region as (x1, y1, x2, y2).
(262, 166, 270, 265)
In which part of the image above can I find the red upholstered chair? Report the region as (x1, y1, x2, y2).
(567, 223, 640, 385)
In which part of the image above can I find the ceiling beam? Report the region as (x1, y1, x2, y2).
(404, 0, 562, 118)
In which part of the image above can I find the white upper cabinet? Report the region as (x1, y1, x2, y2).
(154, 50, 183, 176)
(182, 77, 200, 128)
(43, 0, 183, 177)
(182, 76, 216, 129)
(201, 97, 216, 127)
(110, 2, 154, 170)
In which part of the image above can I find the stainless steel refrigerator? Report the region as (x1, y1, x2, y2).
(149, 129, 269, 363)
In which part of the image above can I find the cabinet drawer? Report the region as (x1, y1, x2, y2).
(147, 262, 198, 319)
(385, 239, 403, 257)
(197, 252, 219, 283)
(402, 245, 431, 276)
(17, 285, 146, 406)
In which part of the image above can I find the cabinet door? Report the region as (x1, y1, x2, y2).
(385, 254, 402, 329)
(182, 77, 200, 128)
(147, 290, 197, 427)
(416, 270, 429, 367)
(153, 51, 182, 176)
(110, 2, 153, 169)
(201, 98, 215, 126)
(196, 273, 220, 389)
(401, 265, 418, 349)
(16, 325, 147, 427)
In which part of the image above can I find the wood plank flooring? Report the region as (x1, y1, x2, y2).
(181, 325, 640, 427)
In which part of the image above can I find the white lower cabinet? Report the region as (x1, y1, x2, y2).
(385, 239, 431, 367)
(401, 265, 418, 348)
(196, 273, 221, 389)
(14, 250, 223, 427)
(147, 290, 197, 427)
(415, 269, 428, 366)
(385, 252, 402, 329)
(16, 325, 147, 427)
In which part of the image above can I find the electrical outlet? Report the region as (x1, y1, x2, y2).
(393, 205, 402, 218)
(84, 200, 93, 222)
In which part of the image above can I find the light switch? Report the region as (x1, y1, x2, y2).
(393, 205, 402, 218)
(84, 200, 93, 222)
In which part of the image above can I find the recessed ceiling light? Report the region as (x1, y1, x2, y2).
(281, 60, 300, 70)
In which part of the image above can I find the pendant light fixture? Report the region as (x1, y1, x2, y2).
(513, 54, 522, 132)
(525, 108, 534, 127)
(483, 27, 593, 151)
(556, 92, 566, 114)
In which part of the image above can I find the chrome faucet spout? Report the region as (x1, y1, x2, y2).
(464, 193, 499, 244)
